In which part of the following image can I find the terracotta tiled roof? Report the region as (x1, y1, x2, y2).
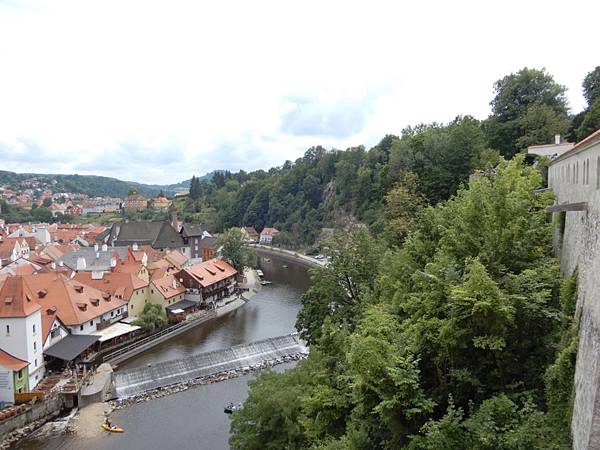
(179, 258, 237, 288)
(0, 238, 29, 260)
(0, 348, 29, 371)
(41, 308, 65, 342)
(74, 272, 148, 302)
(24, 273, 127, 326)
(165, 250, 189, 268)
(260, 227, 279, 236)
(151, 273, 186, 299)
(0, 275, 41, 318)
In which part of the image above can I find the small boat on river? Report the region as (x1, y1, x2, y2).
(256, 269, 264, 277)
(260, 280, 272, 286)
(224, 403, 242, 414)
(101, 423, 125, 433)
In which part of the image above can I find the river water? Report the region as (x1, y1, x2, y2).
(17, 254, 311, 450)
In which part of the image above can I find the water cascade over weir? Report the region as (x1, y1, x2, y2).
(114, 333, 307, 398)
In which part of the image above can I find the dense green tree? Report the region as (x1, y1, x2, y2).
(384, 171, 426, 245)
(296, 226, 384, 344)
(132, 303, 167, 332)
(576, 99, 600, 141)
(42, 197, 52, 207)
(485, 68, 569, 157)
(189, 175, 201, 200)
(217, 228, 256, 273)
(583, 66, 600, 106)
(231, 157, 573, 449)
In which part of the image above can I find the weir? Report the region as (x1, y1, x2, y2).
(114, 333, 307, 398)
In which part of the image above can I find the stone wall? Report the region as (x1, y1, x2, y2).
(549, 131, 600, 449)
(0, 395, 64, 440)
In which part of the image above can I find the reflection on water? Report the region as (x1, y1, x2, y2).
(17, 254, 310, 450)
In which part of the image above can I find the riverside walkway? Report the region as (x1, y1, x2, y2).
(113, 333, 307, 398)
(251, 244, 325, 268)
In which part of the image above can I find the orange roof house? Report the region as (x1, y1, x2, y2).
(0, 276, 41, 318)
(23, 273, 128, 329)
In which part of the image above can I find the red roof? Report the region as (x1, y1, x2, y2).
(0, 276, 41, 318)
(74, 271, 148, 302)
(180, 258, 237, 288)
(260, 227, 279, 236)
(0, 348, 29, 371)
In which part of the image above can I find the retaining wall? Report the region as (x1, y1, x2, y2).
(0, 395, 64, 440)
(253, 245, 323, 269)
(548, 133, 600, 449)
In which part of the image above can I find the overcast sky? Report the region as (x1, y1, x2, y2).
(0, 0, 598, 184)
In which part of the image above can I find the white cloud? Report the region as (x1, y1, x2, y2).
(0, 0, 597, 183)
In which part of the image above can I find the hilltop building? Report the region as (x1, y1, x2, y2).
(122, 193, 148, 213)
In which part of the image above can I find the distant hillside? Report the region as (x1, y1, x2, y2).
(0, 170, 213, 198)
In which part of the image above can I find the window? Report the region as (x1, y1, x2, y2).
(51, 328, 60, 338)
(33, 324, 36, 333)
(17, 369, 23, 379)
(111, 311, 114, 317)
(151, 289, 154, 294)
(34, 358, 37, 367)
(33, 341, 36, 351)
(90, 320, 93, 326)
(80, 325, 84, 331)
(6, 325, 9, 335)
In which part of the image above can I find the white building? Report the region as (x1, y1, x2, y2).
(528, 134, 574, 159)
(0, 276, 45, 390)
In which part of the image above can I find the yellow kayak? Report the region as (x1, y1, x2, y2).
(101, 423, 125, 433)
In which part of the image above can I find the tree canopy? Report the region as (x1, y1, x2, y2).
(230, 157, 576, 449)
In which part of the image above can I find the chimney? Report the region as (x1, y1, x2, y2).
(102, 244, 108, 252)
(555, 134, 561, 145)
(94, 243, 99, 252)
(76, 257, 86, 271)
(51, 261, 56, 270)
(110, 257, 117, 268)
(133, 243, 139, 251)
(172, 278, 177, 289)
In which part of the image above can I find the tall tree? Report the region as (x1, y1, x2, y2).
(217, 228, 256, 273)
(583, 66, 600, 107)
(485, 67, 569, 157)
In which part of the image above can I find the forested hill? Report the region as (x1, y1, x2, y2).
(180, 66, 600, 246)
(184, 117, 498, 246)
(0, 171, 185, 198)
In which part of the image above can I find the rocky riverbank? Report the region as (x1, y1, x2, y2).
(109, 351, 308, 410)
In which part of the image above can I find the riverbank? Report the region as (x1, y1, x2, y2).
(14, 256, 310, 450)
(252, 245, 324, 269)
(104, 268, 261, 366)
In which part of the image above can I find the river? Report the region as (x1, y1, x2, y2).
(16, 254, 311, 450)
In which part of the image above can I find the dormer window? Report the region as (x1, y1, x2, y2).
(76, 302, 87, 311)
(38, 289, 47, 298)
(74, 285, 84, 293)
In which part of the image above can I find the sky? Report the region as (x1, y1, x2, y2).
(0, 0, 598, 185)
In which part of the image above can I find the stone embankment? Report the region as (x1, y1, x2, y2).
(252, 244, 324, 269)
(110, 352, 307, 410)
